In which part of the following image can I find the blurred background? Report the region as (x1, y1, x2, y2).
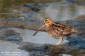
(0, 0, 85, 56)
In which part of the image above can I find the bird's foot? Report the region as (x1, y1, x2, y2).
(56, 43, 62, 45)
(56, 36, 63, 45)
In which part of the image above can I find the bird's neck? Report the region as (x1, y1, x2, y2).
(47, 23, 55, 27)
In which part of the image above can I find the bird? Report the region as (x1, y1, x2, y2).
(33, 17, 77, 45)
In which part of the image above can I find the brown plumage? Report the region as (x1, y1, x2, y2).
(33, 17, 77, 45)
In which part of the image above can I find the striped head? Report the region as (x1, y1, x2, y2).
(43, 17, 55, 27)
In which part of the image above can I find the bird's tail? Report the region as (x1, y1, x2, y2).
(71, 29, 78, 33)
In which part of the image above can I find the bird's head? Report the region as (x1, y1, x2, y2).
(42, 17, 55, 27)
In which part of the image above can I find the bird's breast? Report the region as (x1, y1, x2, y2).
(46, 27, 62, 38)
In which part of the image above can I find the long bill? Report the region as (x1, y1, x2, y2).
(32, 25, 45, 36)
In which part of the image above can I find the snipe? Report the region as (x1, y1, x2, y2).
(33, 17, 77, 45)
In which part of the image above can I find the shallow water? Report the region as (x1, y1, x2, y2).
(0, 19, 85, 56)
(0, 1, 85, 56)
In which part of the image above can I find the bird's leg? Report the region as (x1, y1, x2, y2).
(56, 36, 63, 45)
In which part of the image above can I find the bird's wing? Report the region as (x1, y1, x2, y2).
(52, 24, 71, 36)
(54, 23, 71, 31)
